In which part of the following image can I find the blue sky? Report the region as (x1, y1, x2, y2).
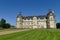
(0, 0, 60, 26)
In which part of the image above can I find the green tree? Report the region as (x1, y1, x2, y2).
(56, 23, 60, 29)
(0, 18, 6, 28)
(5, 23, 11, 28)
(0, 18, 11, 29)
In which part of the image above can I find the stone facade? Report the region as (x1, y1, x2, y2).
(16, 10, 56, 29)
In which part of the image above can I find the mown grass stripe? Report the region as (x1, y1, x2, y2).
(14, 30, 36, 40)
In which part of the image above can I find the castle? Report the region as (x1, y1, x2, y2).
(16, 10, 56, 29)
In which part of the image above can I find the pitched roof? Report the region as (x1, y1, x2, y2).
(23, 15, 47, 20)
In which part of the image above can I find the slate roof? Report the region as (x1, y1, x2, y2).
(23, 15, 47, 20)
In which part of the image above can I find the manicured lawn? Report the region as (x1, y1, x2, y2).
(0, 29, 60, 40)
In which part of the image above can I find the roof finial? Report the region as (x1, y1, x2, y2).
(18, 11, 22, 15)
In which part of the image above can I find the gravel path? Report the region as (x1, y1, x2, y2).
(0, 29, 30, 35)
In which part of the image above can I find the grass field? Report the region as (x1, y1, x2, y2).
(0, 29, 60, 40)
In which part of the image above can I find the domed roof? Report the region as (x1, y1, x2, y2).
(47, 9, 55, 16)
(49, 9, 54, 13)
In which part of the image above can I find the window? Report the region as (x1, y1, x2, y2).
(50, 16, 53, 20)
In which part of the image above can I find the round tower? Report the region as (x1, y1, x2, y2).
(47, 9, 56, 29)
(16, 12, 23, 28)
